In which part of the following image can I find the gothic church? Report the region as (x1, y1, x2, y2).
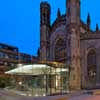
(39, 0, 100, 90)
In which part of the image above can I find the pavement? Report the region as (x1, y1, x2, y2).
(1, 89, 100, 100)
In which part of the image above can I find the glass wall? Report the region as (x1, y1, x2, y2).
(5, 63, 69, 97)
(25, 64, 69, 96)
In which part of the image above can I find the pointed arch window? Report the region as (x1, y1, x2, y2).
(55, 38, 66, 63)
(87, 49, 96, 80)
(87, 50, 96, 66)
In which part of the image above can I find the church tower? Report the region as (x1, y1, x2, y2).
(67, 0, 80, 24)
(66, 0, 81, 90)
(40, 2, 51, 61)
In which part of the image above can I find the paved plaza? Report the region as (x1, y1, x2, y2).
(1, 89, 100, 100)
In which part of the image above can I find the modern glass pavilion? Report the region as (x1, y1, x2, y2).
(5, 62, 70, 96)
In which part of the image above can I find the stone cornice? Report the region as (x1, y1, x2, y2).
(80, 33, 100, 40)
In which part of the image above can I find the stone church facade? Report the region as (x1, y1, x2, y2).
(39, 0, 100, 90)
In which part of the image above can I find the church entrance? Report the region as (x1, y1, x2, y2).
(53, 38, 69, 92)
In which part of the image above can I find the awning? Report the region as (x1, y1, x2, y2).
(5, 64, 69, 75)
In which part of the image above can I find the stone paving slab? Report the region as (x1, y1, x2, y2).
(1, 89, 100, 100)
(69, 94, 91, 100)
(85, 95, 100, 100)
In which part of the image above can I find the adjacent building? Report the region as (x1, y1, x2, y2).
(0, 43, 18, 74)
(19, 53, 38, 64)
(0, 43, 38, 74)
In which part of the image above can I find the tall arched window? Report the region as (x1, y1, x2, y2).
(87, 50, 96, 81)
(55, 38, 66, 63)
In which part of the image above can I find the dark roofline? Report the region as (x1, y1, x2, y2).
(0, 43, 18, 49)
(19, 52, 38, 58)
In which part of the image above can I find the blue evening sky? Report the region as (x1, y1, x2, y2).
(0, 0, 99, 56)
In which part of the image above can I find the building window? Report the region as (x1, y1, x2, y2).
(87, 49, 96, 81)
(87, 50, 96, 65)
(55, 38, 66, 63)
(0, 52, 4, 58)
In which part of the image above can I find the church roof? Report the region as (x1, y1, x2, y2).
(51, 14, 100, 40)
(51, 14, 94, 33)
(51, 14, 66, 32)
